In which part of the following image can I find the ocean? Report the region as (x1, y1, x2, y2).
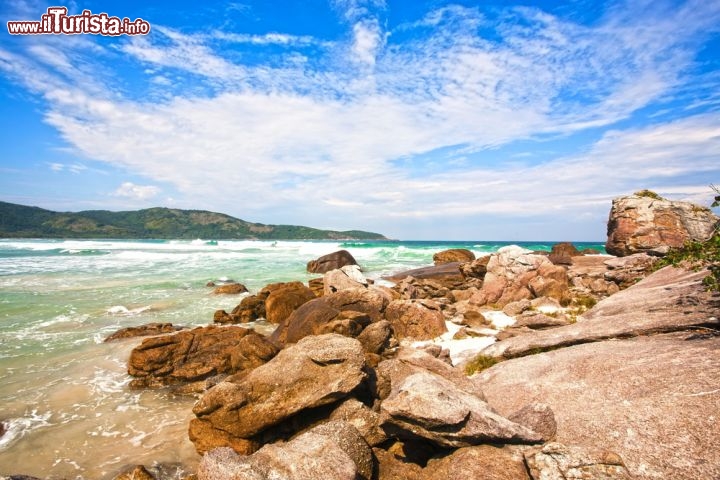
(0, 238, 605, 479)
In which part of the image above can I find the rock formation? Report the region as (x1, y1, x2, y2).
(307, 249, 358, 274)
(432, 248, 475, 265)
(606, 191, 718, 256)
(128, 325, 278, 389)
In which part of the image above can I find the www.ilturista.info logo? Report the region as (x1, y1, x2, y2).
(7, 7, 150, 36)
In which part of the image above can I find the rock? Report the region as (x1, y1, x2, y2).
(191, 334, 366, 451)
(263, 281, 315, 324)
(514, 312, 569, 330)
(507, 403, 557, 441)
(188, 418, 260, 455)
(307, 250, 358, 274)
(384, 299, 447, 340)
(197, 421, 372, 480)
(324, 266, 368, 294)
(433, 248, 475, 265)
(605, 192, 719, 256)
(395, 277, 450, 300)
(0, 421, 4, 438)
(547, 242, 582, 265)
(229, 294, 266, 323)
(324, 287, 389, 323)
(104, 323, 183, 342)
(384, 263, 465, 287)
(128, 325, 278, 389)
(502, 299, 531, 316)
(480, 266, 718, 359)
(212, 283, 248, 295)
(603, 253, 657, 288)
(269, 298, 340, 345)
(477, 332, 720, 479)
(524, 442, 632, 479)
(459, 308, 489, 328)
(308, 277, 324, 297)
(376, 346, 482, 402)
(112, 465, 156, 480)
(380, 371, 542, 448)
(305, 421, 374, 480)
(458, 256, 490, 279)
(469, 246, 569, 308)
(356, 319, 395, 355)
(373, 447, 424, 480)
(329, 399, 387, 446)
(423, 445, 530, 480)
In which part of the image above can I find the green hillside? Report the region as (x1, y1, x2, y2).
(0, 201, 387, 240)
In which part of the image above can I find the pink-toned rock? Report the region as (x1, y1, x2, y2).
(605, 192, 718, 257)
(384, 299, 447, 340)
(469, 246, 569, 308)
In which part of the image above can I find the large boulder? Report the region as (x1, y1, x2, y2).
(432, 248, 475, 265)
(269, 292, 375, 346)
(198, 421, 372, 480)
(191, 334, 366, 452)
(263, 281, 315, 324)
(384, 299, 447, 340)
(379, 370, 541, 448)
(469, 246, 569, 308)
(307, 250, 358, 274)
(605, 191, 718, 256)
(323, 265, 368, 294)
(128, 326, 278, 389)
(476, 331, 720, 479)
(480, 265, 718, 359)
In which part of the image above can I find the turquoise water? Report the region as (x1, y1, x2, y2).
(0, 238, 604, 478)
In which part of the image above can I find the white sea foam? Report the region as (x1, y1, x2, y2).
(0, 409, 53, 450)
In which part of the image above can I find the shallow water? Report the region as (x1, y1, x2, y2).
(0, 238, 604, 478)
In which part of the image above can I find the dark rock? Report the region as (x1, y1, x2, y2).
(307, 250, 358, 274)
(212, 283, 248, 295)
(384, 263, 465, 286)
(324, 287, 389, 323)
(606, 193, 718, 256)
(384, 299, 446, 340)
(191, 334, 366, 452)
(432, 248, 475, 265)
(104, 322, 183, 342)
(269, 298, 340, 345)
(548, 242, 583, 265)
(128, 325, 278, 389)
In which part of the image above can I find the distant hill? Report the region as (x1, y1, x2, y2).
(0, 201, 387, 240)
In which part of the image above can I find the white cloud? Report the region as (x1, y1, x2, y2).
(1, 1, 719, 239)
(112, 182, 161, 200)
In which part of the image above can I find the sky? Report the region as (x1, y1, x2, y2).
(0, 0, 719, 241)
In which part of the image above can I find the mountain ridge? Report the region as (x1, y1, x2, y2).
(0, 201, 387, 240)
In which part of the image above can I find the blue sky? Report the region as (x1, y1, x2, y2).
(1, 0, 719, 240)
